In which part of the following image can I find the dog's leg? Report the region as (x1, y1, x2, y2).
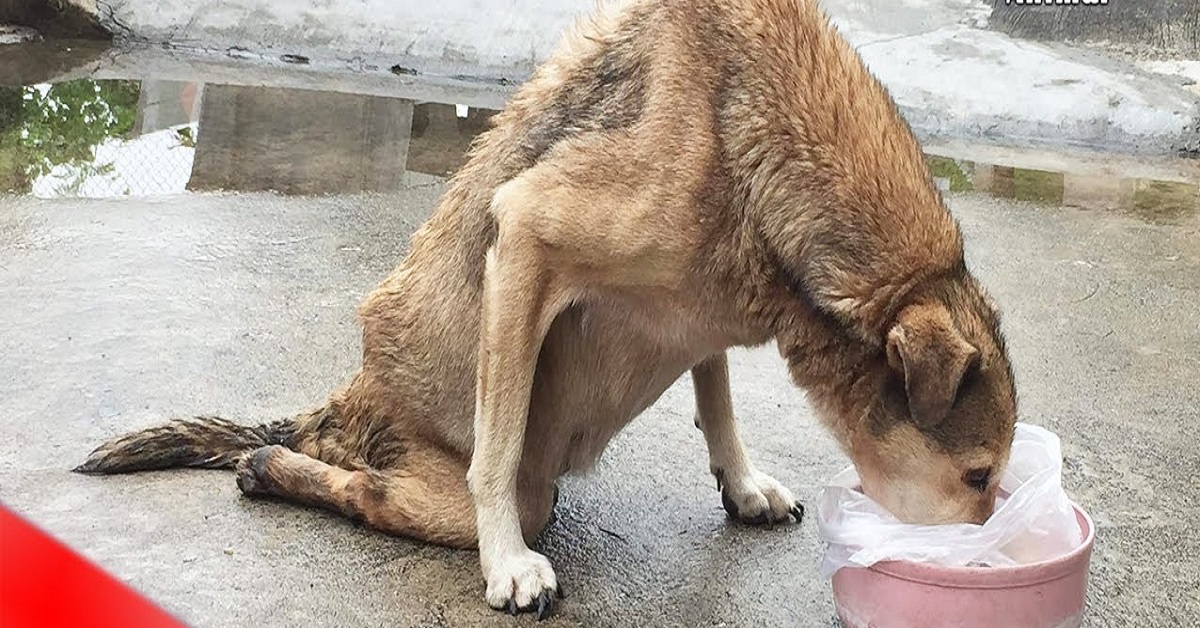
(467, 134, 698, 619)
(692, 352, 804, 525)
(235, 445, 482, 548)
(467, 202, 570, 619)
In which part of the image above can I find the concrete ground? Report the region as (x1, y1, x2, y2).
(1, 172, 1198, 626)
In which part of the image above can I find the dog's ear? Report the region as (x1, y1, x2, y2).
(886, 304, 980, 429)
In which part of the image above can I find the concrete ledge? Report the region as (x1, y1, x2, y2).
(852, 26, 1200, 155)
(94, 0, 589, 81)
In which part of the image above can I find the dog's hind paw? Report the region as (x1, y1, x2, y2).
(235, 445, 283, 497)
(718, 468, 804, 526)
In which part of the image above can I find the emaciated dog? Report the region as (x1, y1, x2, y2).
(77, 0, 1018, 619)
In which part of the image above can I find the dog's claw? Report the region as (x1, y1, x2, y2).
(535, 591, 554, 621)
(720, 489, 739, 519)
(790, 501, 805, 522)
(496, 586, 559, 619)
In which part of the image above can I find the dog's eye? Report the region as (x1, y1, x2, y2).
(963, 467, 991, 493)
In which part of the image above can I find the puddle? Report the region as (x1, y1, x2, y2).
(927, 155, 1200, 226)
(1, 73, 1197, 226)
(1, 78, 498, 197)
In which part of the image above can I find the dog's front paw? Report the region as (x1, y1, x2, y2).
(484, 549, 563, 620)
(717, 468, 804, 526)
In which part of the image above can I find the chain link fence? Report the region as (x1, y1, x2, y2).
(2, 79, 198, 198)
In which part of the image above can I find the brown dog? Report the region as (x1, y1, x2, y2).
(76, 0, 1018, 620)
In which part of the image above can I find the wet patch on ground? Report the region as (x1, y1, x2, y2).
(927, 154, 1199, 226)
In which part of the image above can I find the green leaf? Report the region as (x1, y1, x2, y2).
(0, 79, 142, 192)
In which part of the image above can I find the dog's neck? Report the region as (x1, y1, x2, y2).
(710, 0, 967, 340)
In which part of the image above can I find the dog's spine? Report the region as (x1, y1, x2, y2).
(73, 414, 302, 475)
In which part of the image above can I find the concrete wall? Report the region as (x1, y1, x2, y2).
(102, 0, 594, 82)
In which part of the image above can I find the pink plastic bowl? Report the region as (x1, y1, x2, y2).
(832, 503, 1095, 628)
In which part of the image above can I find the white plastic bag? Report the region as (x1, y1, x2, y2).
(816, 423, 1083, 577)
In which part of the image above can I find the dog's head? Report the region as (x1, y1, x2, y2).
(844, 287, 1017, 525)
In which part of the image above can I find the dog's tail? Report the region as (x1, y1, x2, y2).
(73, 414, 307, 475)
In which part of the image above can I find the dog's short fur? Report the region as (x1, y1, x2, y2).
(77, 0, 1017, 619)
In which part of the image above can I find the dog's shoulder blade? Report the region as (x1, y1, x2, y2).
(514, 4, 655, 165)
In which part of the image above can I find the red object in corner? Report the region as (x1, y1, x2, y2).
(0, 504, 189, 628)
